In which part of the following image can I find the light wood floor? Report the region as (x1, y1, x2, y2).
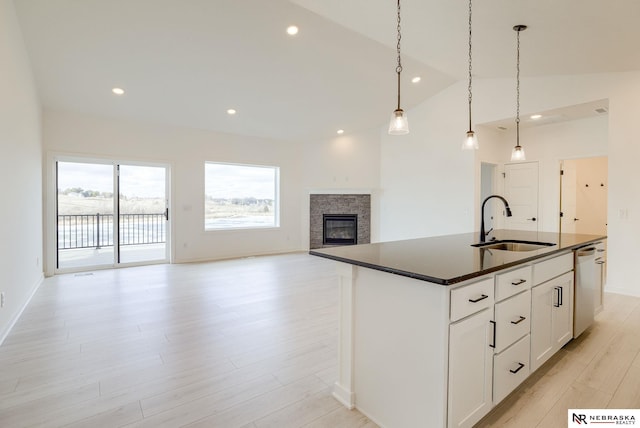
(0, 253, 638, 427)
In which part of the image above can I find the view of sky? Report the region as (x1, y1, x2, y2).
(205, 163, 277, 200)
(58, 161, 277, 200)
(57, 162, 166, 198)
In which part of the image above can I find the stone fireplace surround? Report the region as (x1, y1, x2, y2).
(310, 193, 371, 249)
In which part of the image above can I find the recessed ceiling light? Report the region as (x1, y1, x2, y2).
(530, 114, 542, 120)
(286, 25, 299, 36)
(112, 87, 125, 95)
(411, 76, 421, 83)
(337, 129, 345, 135)
(226, 109, 237, 115)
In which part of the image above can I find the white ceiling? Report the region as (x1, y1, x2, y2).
(14, 0, 640, 141)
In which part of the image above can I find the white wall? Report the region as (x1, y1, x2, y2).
(301, 127, 381, 245)
(479, 115, 608, 233)
(379, 82, 476, 241)
(0, 0, 43, 342)
(43, 110, 381, 269)
(386, 72, 640, 296)
(43, 111, 305, 267)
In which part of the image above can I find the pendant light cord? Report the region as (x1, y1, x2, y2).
(396, 0, 402, 110)
(467, 0, 473, 131)
(516, 26, 521, 147)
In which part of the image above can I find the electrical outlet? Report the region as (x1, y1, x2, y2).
(0, 292, 5, 308)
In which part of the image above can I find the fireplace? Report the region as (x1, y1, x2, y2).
(323, 214, 358, 246)
(309, 193, 370, 249)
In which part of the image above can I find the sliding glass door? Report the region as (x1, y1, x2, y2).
(56, 159, 169, 271)
(118, 164, 168, 264)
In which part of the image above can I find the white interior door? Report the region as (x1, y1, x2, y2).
(504, 162, 539, 232)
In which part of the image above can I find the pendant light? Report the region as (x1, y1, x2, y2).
(462, 0, 479, 150)
(388, 0, 409, 135)
(511, 25, 527, 161)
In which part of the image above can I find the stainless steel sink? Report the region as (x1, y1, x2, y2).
(471, 240, 555, 252)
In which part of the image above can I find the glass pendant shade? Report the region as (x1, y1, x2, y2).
(511, 145, 526, 161)
(389, 109, 409, 135)
(462, 130, 479, 150)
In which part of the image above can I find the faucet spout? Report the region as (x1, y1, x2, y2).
(479, 195, 513, 242)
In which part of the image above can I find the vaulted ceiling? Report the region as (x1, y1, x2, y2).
(14, 0, 640, 141)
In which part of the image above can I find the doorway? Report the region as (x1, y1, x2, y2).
(560, 157, 608, 235)
(56, 159, 169, 271)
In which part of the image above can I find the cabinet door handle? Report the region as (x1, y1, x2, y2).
(511, 316, 526, 325)
(554, 286, 563, 307)
(469, 294, 489, 303)
(510, 362, 525, 374)
(559, 286, 563, 306)
(596, 261, 605, 265)
(511, 279, 526, 286)
(490, 320, 496, 348)
(527, 217, 537, 221)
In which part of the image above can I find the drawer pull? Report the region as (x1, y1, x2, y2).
(511, 316, 526, 325)
(469, 294, 489, 303)
(510, 362, 525, 374)
(511, 279, 526, 286)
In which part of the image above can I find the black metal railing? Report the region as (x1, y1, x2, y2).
(58, 213, 165, 249)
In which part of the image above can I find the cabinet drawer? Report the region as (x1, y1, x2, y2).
(495, 266, 532, 301)
(533, 253, 573, 285)
(495, 290, 531, 352)
(450, 278, 494, 322)
(493, 334, 530, 403)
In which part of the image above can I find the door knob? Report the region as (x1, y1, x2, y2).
(527, 217, 537, 221)
(573, 218, 579, 221)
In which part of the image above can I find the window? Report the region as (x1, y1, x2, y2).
(205, 162, 279, 230)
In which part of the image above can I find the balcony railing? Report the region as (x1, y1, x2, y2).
(58, 213, 166, 249)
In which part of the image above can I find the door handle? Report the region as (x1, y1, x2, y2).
(510, 362, 526, 374)
(527, 217, 537, 221)
(573, 218, 580, 221)
(164, 208, 169, 221)
(490, 320, 496, 349)
(554, 286, 563, 307)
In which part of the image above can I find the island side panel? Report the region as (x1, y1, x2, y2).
(333, 262, 357, 408)
(352, 266, 450, 428)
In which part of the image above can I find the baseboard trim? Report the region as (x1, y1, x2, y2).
(0, 273, 44, 346)
(605, 287, 640, 298)
(332, 382, 355, 410)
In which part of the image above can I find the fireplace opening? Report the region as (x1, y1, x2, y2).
(323, 214, 357, 246)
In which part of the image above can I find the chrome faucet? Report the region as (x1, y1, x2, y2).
(480, 195, 513, 242)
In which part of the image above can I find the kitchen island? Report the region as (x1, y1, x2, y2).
(310, 230, 606, 428)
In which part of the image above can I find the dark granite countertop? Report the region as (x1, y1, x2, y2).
(309, 230, 606, 285)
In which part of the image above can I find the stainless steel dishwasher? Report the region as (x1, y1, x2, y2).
(573, 244, 599, 338)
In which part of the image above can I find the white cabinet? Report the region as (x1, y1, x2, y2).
(494, 289, 531, 353)
(493, 334, 530, 403)
(448, 308, 494, 428)
(531, 271, 573, 372)
(492, 266, 532, 406)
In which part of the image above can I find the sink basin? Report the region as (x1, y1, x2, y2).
(471, 240, 555, 252)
